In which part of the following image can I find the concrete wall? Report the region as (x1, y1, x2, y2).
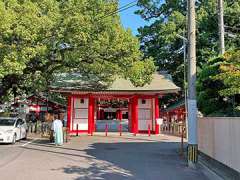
(198, 117, 240, 172)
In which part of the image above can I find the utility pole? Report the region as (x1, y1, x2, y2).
(187, 0, 198, 167)
(176, 34, 188, 131)
(218, 0, 225, 54)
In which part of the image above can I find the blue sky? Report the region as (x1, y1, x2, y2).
(119, 0, 149, 35)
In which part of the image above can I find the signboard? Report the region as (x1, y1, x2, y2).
(29, 105, 40, 113)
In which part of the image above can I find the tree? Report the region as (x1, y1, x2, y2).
(0, 0, 155, 101)
(135, 0, 240, 113)
(197, 56, 226, 115)
(215, 51, 240, 97)
(198, 50, 240, 116)
(214, 50, 240, 115)
(136, 0, 186, 88)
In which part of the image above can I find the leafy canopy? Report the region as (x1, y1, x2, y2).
(136, 0, 240, 86)
(197, 51, 240, 116)
(214, 51, 240, 97)
(136, 0, 240, 113)
(0, 0, 155, 100)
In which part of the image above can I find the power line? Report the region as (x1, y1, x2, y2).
(98, 0, 137, 21)
(99, 2, 137, 20)
(117, 0, 137, 12)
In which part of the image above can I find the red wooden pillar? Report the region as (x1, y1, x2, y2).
(128, 100, 132, 132)
(155, 96, 160, 134)
(131, 96, 138, 134)
(117, 109, 122, 121)
(97, 107, 101, 120)
(100, 109, 104, 120)
(116, 110, 119, 120)
(88, 96, 95, 134)
(119, 110, 123, 121)
(67, 96, 72, 131)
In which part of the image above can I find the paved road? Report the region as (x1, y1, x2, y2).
(0, 134, 209, 180)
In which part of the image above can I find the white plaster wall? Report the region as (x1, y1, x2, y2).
(72, 98, 89, 130)
(74, 98, 89, 108)
(198, 117, 240, 172)
(138, 99, 152, 130)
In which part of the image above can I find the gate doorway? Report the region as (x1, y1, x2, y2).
(68, 95, 160, 135)
(95, 99, 129, 132)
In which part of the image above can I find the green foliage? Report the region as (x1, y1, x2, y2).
(127, 58, 156, 87)
(136, 0, 240, 85)
(198, 51, 240, 116)
(136, 0, 240, 114)
(136, 1, 186, 88)
(0, 0, 155, 100)
(197, 57, 225, 115)
(214, 50, 240, 96)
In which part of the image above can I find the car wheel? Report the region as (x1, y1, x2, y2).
(12, 134, 17, 144)
(23, 133, 27, 140)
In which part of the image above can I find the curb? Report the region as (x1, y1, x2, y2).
(198, 159, 224, 180)
(199, 152, 240, 180)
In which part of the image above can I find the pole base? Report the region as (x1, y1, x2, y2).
(188, 144, 198, 167)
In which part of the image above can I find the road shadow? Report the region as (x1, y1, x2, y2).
(17, 136, 206, 180)
(54, 141, 206, 180)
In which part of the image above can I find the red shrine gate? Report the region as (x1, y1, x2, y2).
(51, 72, 180, 135)
(67, 94, 160, 135)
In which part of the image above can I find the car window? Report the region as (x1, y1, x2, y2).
(0, 119, 16, 126)
(20, 119, 25, 125)
(16, 119, 23, 127)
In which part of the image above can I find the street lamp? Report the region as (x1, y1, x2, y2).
(176, 34, 188, 132)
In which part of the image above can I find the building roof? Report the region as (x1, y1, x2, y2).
(50, 73, 180, 95)
(164, 99, 185, 112)
(27, 94, 66, 108)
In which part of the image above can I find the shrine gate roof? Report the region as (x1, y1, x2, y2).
(50, 72, 180, 95)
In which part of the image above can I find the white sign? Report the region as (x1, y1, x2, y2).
(156, 118, 163, 125)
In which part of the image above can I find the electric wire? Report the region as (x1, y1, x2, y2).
(98, 0, 137, 21)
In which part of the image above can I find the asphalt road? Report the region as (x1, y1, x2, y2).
(0, 133, 209, 180)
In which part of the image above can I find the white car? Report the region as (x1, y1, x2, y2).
(0, 117, 27, 144)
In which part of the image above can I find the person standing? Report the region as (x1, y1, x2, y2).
(47, 112, 54, 143)
(52, 113, 63, 146)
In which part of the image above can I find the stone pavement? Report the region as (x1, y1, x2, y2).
(0, 133, 209, 180)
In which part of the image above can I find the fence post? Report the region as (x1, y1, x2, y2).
(91, 128, 93, 136)
(63, 127, 65, 141)
(148, 124, 151, 137)
(105, 123, 108, 136)
(76, 124, 79, 136)
(30, 122, 33, 133)
(65, 128, 68, 143)
(34, 122, 36, 134)
(180, 124, 184, 157)
(66, 127, 71, 143)
(119, 124, 122, 136)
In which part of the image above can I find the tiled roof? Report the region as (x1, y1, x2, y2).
(50, 73, 180, 93)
